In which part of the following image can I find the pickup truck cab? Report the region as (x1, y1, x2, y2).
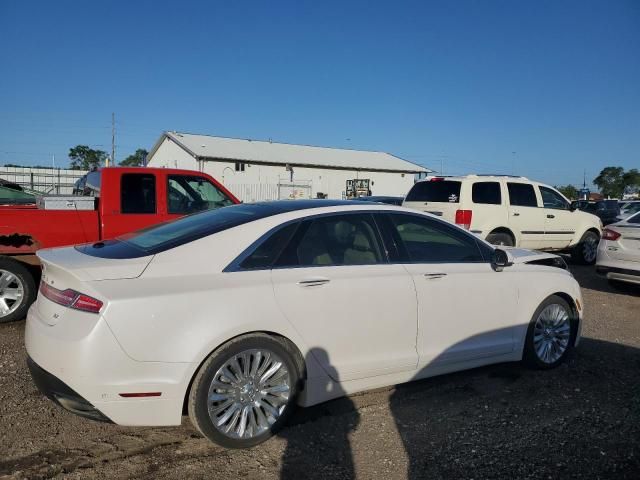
(0, 167, 238, 323)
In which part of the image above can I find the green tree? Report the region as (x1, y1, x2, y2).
(593, 166, 625, 198)
(623, 168, 640, 194)
(119, 149, 148, 167)
(68, 145, 107, 170)
(555, 184, 578, 200)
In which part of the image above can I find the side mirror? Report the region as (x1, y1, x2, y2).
(569, 204, 577, 212)
(492, 248, 514, 272)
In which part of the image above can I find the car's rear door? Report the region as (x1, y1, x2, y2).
(380, 212, 517, 367)
(101, 172, 160, 239)
(270, 212, 418, 382)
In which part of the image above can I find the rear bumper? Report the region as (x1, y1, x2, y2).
(596, 265, 640, 285)
(27, 356, 112, 423)
(25, 302, 194, 426)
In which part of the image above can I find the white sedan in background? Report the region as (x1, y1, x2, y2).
(26, 201, 583, 449)
(597, 210, 640, 286)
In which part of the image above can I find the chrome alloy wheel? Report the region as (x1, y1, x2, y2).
(0, 269, 24, 318)
(582, 236, 598, 263)
(533, 303, 571, 364)
(207, 349, 291, 440)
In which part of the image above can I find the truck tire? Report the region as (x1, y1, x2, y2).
(0, 258, 36, 324)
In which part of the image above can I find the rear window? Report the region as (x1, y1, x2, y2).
(77, 204, 285, 258)
(405, 180, 461, 203)
(472, 182, 501, 205)
(507, 183, 538, 207)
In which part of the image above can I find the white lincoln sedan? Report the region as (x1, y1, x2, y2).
(26, 201, 583, 448)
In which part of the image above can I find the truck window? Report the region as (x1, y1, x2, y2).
(405, 180, 462, 203)
(472, 182, 501, 205)
(167, 175, 235, 214)
(121, 173, 157, 214)
(507, 183, 538, 207)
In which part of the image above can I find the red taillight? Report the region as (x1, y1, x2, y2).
(455, 209, 473, 230)
(602, 228, 621, 241)
(430, 177, 444, 182)
(39, 283, 103, 314)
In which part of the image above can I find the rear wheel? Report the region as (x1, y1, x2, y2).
(188, 333, 301, 448)
(571, 231, 599, 265)
(0, 258, 36, 324)
(523, 295, 576, 369)
(486, 231, 514, 247)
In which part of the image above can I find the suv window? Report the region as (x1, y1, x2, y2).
(388, 213, 485, 263)
(239, 223, 300, 270)
(167, 175, 234, 214)
(121, 173, 156, 214)
(276, 214, 384, 267)
(507, 183, 538, 207)
(405, 180, 461, 203)
(472, 182, 501, 205)
(539, 186, 569, 210)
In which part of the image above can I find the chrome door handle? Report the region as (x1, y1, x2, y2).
(297, 278, 330, 287)
(424, 273, 447, 279)
(547, 214, 555, 219)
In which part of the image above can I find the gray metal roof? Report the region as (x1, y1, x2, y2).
(150, 131, 430, 173)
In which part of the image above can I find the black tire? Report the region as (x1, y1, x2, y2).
(486, 232, 514, 247)
(188, 333, 302, 449)
(0, 257, 36, 324)
(523, 295, 576, 369)
(571, 230, 599, 265)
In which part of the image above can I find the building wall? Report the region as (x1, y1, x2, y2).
(148, 137, 418, 201)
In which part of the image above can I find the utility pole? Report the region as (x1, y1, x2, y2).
(110, 112, 115, 167)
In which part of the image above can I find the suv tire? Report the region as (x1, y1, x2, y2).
(571, 231, 599, 265)
(486, 232, 514, 247)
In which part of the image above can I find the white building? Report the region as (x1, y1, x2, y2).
(147, 132, 430, 202)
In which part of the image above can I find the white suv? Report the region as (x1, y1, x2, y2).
(403, 175, 602, 264)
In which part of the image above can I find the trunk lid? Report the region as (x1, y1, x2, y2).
(606, 222, 640, 263)
(35, 247, 153, 326)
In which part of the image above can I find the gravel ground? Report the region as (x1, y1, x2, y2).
(1, 265, 639, 479)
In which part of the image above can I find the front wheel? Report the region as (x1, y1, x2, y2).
(188, 333, 301, 448)
(523, 295, 576, 369)
(0, 258, 36, 324)
(571, 231, 599, 265)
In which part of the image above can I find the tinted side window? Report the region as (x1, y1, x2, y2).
(540, 186, 569, 209)
(121, 174, 156, 214)
(389, 213, 484, 263)
(627, 212, 640, 224)
(405, 181, 461, 203)
(277, 214, 384, 267)
(472, 182, 501, 205)
(239, 223, 299, 270)
(507, 183, 538, 207)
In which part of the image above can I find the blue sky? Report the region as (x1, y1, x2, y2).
(1, 0, 638, 187)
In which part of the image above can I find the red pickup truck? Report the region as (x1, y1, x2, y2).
(0, 167, 239, 323)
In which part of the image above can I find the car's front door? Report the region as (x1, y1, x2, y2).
(380, 212, 518, 368)
(539, 186, 575, 248)
(506, 182, 546, 248)
(270, 213, 418, 382)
